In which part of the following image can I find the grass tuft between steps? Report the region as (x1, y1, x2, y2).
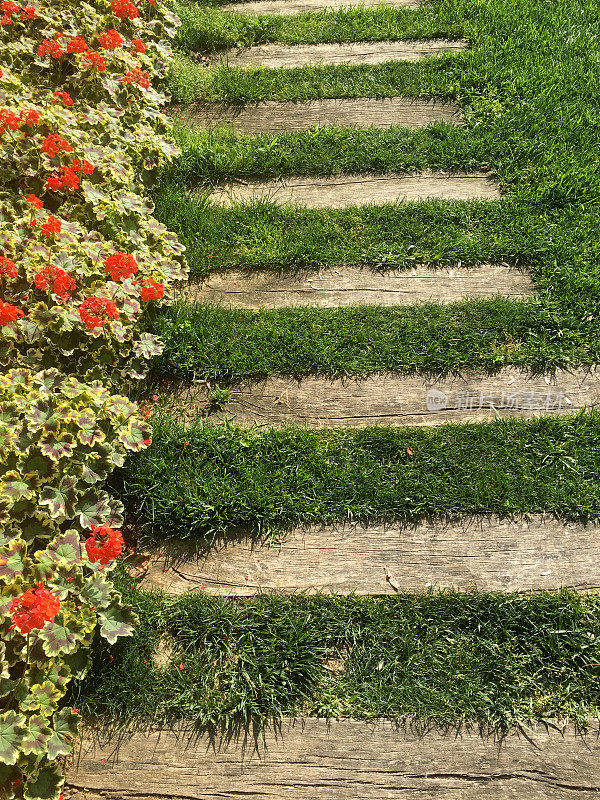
(112, 411, 600, 540)
(72, 586, 600, 728)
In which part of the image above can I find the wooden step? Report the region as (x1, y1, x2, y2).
(208, 171, 500, 208)
(163, 368, 600, 428)
(219, 39, 468, 68)
(181, 264, 532, 308)
(178, 97, 462, 134)
(140, 516, 600, 596)
(68, 718, 600, 799)
(223, 0, 420, 16)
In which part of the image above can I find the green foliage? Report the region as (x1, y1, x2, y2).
(0, 0, 187, 796)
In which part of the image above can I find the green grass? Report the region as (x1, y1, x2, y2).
(153, 297, 596, 380)
(72, 587, 600, 727)
(173, 2, 462, 52)
(113, 412, 600, 540)
(155, 0, 600, 378)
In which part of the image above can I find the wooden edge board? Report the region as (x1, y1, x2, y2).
(175, 97, 462, 133)
(206, 171, 500, 208)
(160, 367, 600, 428)
(222, 0, 420, 15)
(219, 38, 469, 68)
(68, 717, 600, 799)
(180, 264, 532, 308)
(139, 516, 600, 596)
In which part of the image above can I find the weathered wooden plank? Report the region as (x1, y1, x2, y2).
(223, 0, 420, 16)
(140, 517, 600, 596)
(68, 718, 600, 799)
(163, 367, 600, 428)
(181, 264, 532, 308)
(208, 171, 500, 208)
(178, 98, 461, 133)
(219, 39, 468, 68)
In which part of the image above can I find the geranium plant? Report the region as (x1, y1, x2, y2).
(0, 0, 186, 796)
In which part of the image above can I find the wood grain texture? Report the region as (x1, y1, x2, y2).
(207, 171, 500, 208)
(68, 718, 600, 799)
(164, 367, 600, 428)
(140, 517, 600, 596)
(223, 0, 420, 16)
(181, 264, 532, 308)
(219, 39, 468, 68)
(178, 98, 461, 133)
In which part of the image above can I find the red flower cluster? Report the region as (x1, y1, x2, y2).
(85, 525, 124, 566)
(79, 296, 119, 329)
(0, 256, 17, 279)
(67, 35, 89, 54)
(52, 90, 74, 106)
(41, 133, 73, 158)
(122, 67, 150, 89)
(25, 193, 43, 208)
(46, 166, 81, 191)
(41, 215, 61, 237)
(0, 0, 32, 23)
(111, 0, 139, 20)
(0, 299, 24, 326)
(140, 278, 164, 302)
(82, 51, 106, 71)
(104, 252, 138, 281)
(34, 265, 76, 299)
(132, 38, 147, 53)
(99, 28, 124, 49)
(10, 584, 60, 634)
(0, 107, 40, 136)
(72, 158, 94, 175)
(37, 38, 63, 59)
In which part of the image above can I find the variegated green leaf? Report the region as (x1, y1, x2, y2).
(46, 708, 79, 761)
(0, 537, 26, 582)
(0, 710, 27, 765)
(23, 762, 64, 800)
(21, 715, 52, 756)
(98, 600, 138, 644)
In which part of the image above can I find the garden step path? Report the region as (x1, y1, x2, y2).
(164, 367, 600, 428)
(208, 171, 500, 208)
(178, 98, 461, 133)
(223, 0, 419, 15)
(219, 39, 468, 68)
(182, 264, 532, 308)
(68, 718, 600, 799)
(140, 516, 600, 596)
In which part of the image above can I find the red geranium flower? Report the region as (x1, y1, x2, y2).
(34, 265, 76, 299)
(132, 38, 147, 53)
(72, 158, 94, 175)
(85, 525, 124, 566)
(99, 28, 124, 49)
(37, 39, 64, 59)
(20, 5, 36, 18)
(104, 252, 138, 281)
(0, 299, 24, 326)
(0, 1, 18, 14)
(111, 0, 139, 19)
(46, 166, 81, 192)
(23, 109, 41, 126)
(41, 215, 62, 237)
(67, 36, 89, 54)
(140, 278, 164, 302)
(10, 584, 60, 634)
(52, 90, 74, 106)
(40, 133, 73, 158)
(0, 256, 17, 279)
(79, 296, 119, 329)
(25, 194, 44, 208)
(0, 108, 20, 135)
(82, 51, 106, 71)
(122, 66, 150, 89)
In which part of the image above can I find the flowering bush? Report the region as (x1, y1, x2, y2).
(0, 0, 186, 796)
